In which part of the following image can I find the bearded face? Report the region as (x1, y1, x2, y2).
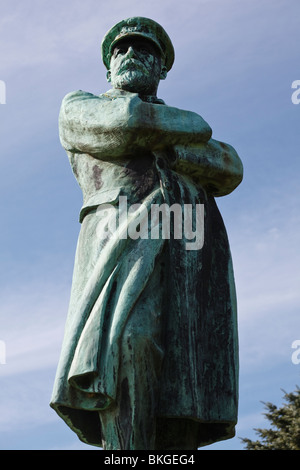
(107, 38, 167, 96)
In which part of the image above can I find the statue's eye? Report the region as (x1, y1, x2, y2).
(115, 46, 126, 55)
(137, 46, 150, 54)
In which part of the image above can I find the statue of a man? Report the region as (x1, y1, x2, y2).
(50, 17, 243, 450)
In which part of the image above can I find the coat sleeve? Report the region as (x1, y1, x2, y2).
(173, 139, 243, 196)
(58, 90, 138, 159)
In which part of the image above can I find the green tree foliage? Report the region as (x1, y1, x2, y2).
(241, 386, 300, 450)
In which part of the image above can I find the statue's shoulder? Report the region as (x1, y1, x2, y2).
(61, 90, 105, 106)
(61, 89, 140, 108)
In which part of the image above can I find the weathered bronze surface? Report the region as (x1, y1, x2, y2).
(50, 17, 243, 450)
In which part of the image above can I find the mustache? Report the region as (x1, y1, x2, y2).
(119, 59, 147, 73)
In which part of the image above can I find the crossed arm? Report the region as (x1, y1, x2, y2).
(59, 90, 243, 195)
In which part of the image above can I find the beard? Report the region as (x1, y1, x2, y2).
(111, 60, 161, 95)
(114, 70, 149, 92)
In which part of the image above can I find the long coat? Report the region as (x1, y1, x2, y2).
(50, 89, 243, 448)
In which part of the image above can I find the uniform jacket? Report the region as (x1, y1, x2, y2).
(50, 88, 243, 447)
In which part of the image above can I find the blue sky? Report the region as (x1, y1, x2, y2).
(0, 0, 299, 450)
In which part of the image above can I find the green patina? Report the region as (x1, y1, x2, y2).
(50, 16, 243, 450)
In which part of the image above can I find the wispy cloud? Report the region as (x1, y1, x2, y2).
(226, 190, 300, 370)
(1, 280, 69, 378)
(0, 278, 70, 435)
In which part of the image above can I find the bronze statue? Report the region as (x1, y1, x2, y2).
(50, 17, 243, 450)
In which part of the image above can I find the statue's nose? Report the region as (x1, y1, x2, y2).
(126, 46, 137, 58)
